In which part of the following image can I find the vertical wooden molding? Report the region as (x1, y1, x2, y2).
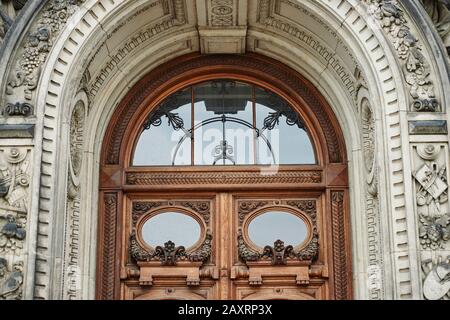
(331, 191, 349, 300)
(99, 193, 118, 300)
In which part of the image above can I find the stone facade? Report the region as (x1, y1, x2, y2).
(0, 0, 449, 300)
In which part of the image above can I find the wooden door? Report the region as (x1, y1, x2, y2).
(96, 54, 352, 300)
(117, 187, 342, 300)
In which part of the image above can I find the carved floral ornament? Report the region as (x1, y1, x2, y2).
(5, 0, 86, 103)
(0, 148, 30, 300)
(364, 0, 440, 111)
(237, 200, 319, 265)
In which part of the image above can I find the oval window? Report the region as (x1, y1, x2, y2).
(248, 211, 308, 248)
(141, 212, 201, 248)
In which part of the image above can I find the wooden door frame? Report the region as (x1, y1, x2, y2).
(96, 53, 352, 300)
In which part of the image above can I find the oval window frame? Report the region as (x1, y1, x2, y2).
(242, 206, 313, 253)
(135, 207, 207, 253)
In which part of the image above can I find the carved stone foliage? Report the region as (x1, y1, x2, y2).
(420, 0, 450, 55)
(422, 256, 450, 300)
(5, 0, 85, 102)
(0, 148, 30, 300)
(365, 0, 439, 111)
(130, 200, 213, 266)
(237, 199, 319, 264)
(413, 145, 448, 219)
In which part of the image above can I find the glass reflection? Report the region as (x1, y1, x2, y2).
(132, 80, 316, 166)
(194, 81, 254, 165)
(248, 211, 308, 247)
(255, 88, 316, 165)
(141, 212, 201, 248)
(133, 88, 191, 166)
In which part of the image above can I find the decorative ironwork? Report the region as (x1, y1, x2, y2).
(213, 140, 235, 165)
(137, 78, 314, 166)
(143, 109, 185, 131)
(263, 110, 305, 131)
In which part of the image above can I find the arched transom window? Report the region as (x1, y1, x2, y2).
(132, 80, 316, 166)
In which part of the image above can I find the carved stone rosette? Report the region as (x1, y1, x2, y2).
(0, 147, 31, 300)
(412, 144, 450, 299)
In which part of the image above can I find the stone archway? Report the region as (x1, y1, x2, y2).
(0, 0, 449, 300)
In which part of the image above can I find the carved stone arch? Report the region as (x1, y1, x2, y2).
(1, 0, 448, 300)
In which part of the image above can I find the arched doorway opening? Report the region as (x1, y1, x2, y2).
(97, 53, 351, 300)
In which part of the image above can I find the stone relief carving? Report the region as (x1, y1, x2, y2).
(63, 99, 87, 300)
(420, 0, 450, 55)
(5, 0, 85, 102)
(0, 147, 30, 300)
(356, 77, 384, 299)
(413, 144, 450, 298)
(422, 256, 450, 300)
(365, 0, 439, 111)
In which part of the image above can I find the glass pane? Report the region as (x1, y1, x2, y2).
(248, 211, 308, 247)
(133, 88, 191, 165)
(141, 212, 201, 248)
(194, 80, 254, 165)
(255, 88, 316, 165)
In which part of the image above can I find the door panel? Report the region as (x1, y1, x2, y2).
(119, 192, 331, 300)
